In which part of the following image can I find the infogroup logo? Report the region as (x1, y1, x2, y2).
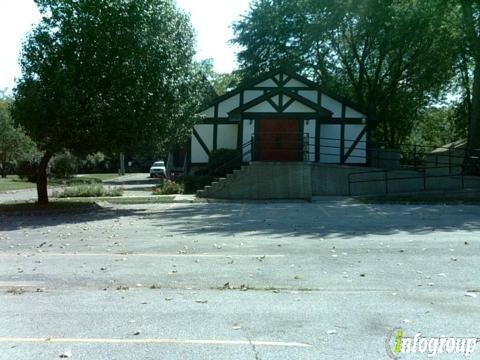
(385, 328, 478, 358)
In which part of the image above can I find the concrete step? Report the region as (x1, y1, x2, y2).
(196, 165, 252, 198)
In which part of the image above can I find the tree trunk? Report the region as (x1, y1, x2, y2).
(459, 0, 480, 174)
(1, 154, 6, 178)
(468, 65, 480, 150)
(462, 0, 480, 151)
(36, 152, 53, 205)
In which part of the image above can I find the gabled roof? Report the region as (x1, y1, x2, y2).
(229, 87, 333, 117)
(200, 66, 370, 117)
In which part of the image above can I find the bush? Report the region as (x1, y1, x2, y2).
(57, 184, 123, 198)
(153, 180, 184, 195)
(51, 151, 83, 178)
(178, 176, 214, 194)
(206, 149, 241, 177)
(17, 158, 40, 182)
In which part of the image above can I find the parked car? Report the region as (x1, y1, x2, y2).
(149, 161, 166, 178)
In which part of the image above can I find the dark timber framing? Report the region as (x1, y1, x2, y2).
(184, 66, 373, 169)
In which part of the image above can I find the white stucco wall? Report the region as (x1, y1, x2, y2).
(298, 90, 318, 103)
(244, 90, 264, 103)
(344, 125, 366, 164)
(284, 101, 316, 113)
(321, 95, 343, 118)
(191, 124, 214, 163)
(247, 101, 277, 113)
(218, 94, 241, 117)
(200, 107, 214, 118)
(285, 78, 307, 87)
(217, 124, 238, 150)
(319, 124, 341, 163)
(345, 106, 366, 119)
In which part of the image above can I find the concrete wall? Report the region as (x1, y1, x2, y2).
(204, 162, 312, 200)
(199, 163, 480, 200)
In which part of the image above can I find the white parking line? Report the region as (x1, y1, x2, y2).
(0, 253, 285, 258)
(317, 205, 331, 217)
(0, 337, 311, 348)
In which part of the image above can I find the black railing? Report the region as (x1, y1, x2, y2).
(199, 132, 479, 196)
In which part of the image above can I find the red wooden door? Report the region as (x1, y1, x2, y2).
(258, 119, 301, 161)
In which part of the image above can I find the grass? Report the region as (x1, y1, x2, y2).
(57, 184, 123, 198)
(0, 175, 36, 192)
(0, 173, 119, 193)
(50, 173, 119, 186)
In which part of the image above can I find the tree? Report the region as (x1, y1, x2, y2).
(0, 99, 37, 178)
(408, 106, 467, 149)
(459, 0, 480, 151)
(13, 0, 203, 204)
(233, 0, 460, 148)
(198, 59, 242, 96)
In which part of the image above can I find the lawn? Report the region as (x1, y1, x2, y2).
(0, 174, 119, 193)
(0, 176, 36, 192)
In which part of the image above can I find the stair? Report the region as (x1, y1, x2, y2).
(196, 162, 312, 200)
(197, 163, 480, 199)
(197, 169, 246, 198)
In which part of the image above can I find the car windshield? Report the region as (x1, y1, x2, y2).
(153, 162, 164, 166)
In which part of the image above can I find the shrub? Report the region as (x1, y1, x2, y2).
(17, 158, 40, 182)
(51, 151, 83, 178)
(178, 176, 214, 194)
(153, 180, 184, 195)
(57, 184, 122, 198)
(206, 148, 241, 177)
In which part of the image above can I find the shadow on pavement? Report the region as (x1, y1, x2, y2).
(1, 200, 479, 239)
(143, 201, 480, 239)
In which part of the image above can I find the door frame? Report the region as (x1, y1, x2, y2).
(253, 118, 304, 162)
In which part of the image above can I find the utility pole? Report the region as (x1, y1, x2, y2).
(119, 152, 126, 176)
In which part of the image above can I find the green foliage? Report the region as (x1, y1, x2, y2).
(233, 0, 461, 148)
(17, 157, 41, 183)
(178, 175, 215, 194)
(50, 151, 83, 178)
(408, 106, 468, 149)
(13, 0, 203, 202)
(153, 180, 184, 195)
(58, 184, 122, 198)
(206, 149, 242, 177)
(0, 100, 38, 177)
(198, 59, 242, 96)
(82, 152, 106, 173)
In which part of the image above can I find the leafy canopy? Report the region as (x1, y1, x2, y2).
(233, 0, 460, 147)
(13, 0, 203, 157)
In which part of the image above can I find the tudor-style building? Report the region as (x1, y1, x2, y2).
(167, 68, 372, 175)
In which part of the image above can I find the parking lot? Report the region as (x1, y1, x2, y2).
(0, 198, 479, 359)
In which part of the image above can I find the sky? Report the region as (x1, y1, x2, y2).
(0, 0, 251, 93)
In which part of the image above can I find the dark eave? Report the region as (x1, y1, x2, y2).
(228, 88, 333, 118)
(199, 65, 372, 118)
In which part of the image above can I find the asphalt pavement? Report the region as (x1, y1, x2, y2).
(0, 199, 479, 359)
